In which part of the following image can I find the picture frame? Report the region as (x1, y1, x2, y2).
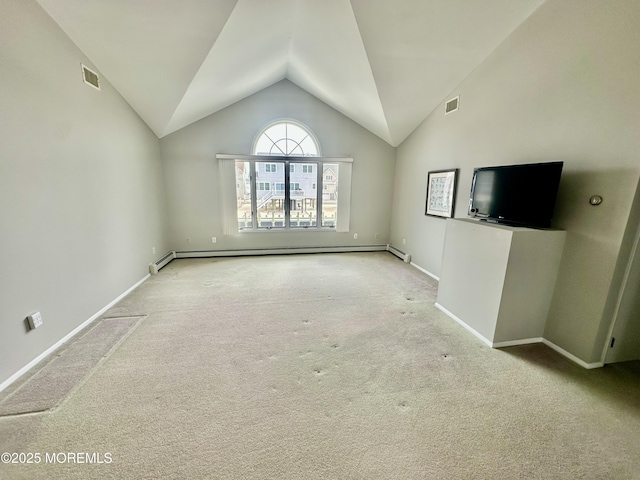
(425, 169, 458, 218)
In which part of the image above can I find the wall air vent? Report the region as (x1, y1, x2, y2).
(445, 96, 459, 115)
(81, 64, 100, 91)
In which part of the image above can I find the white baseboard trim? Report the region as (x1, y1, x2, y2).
(0, 274, 150, 394)
(410, 261, 439, 281)
(492, 338, 544, 348)
(434, 302, 604, 369)
(434, 302, 493, 348)
(175, 244, 388, 258)
(541, 339, 604, 369)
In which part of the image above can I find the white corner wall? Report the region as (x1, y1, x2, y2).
(0, 0, 169, 386)
(160, 80, 396, 252)
(391, 0, 640, 364)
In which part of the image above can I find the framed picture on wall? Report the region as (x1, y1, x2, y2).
(425, 169, 458, 218)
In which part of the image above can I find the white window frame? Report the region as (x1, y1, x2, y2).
(218, 154, 352, 233)
(253, 120, 321, 157)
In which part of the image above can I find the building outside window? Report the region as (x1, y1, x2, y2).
(225, 120, 351, 232)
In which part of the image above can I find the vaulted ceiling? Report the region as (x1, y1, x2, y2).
(36, 0, 544, 146)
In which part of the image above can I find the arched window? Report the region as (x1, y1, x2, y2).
(218, 120, 352, 234)
(254, 121, 319, 156)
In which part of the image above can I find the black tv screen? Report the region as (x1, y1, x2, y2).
(468, 161, 563, 229)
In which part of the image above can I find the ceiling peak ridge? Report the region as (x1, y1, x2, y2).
(283, 0, 298, 79)
(346, 0, 393, 145)
(161, 0, 244, 137)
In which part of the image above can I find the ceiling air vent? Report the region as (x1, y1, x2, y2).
(81, 64, 100, 91)
(445, 96, 459, 115)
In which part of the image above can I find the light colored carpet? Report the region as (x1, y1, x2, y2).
(0, 316, 145, 417)
(1, 252, 639, 479)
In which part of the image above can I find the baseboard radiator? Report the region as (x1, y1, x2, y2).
(152, 245, 408, 272)
(175, 244, 388, 259)
(149, 251, 176, 275)
(387, 244, 411, 263)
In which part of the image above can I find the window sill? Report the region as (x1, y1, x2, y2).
(238, 227, 339, 234)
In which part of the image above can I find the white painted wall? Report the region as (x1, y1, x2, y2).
(160, 80, 396, 251)
(390, 0, 640, 364)
(605, 180, 640, 363)
(0, 0, 169, 386)
(607, 247, 640, 363)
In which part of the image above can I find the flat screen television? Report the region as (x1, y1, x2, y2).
(468, 161, 563, 229)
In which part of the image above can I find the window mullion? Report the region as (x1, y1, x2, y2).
(284, 161, 291, 229)
(250, 161, 257, 231)
(316, 161, 323, 229)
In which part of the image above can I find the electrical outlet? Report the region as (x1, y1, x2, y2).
(212, 237, 217, 244)
(403, 238, 406, 245)
(28, 312, 43, 330)
(187, 238, 191, 244)
(354, 233, 358, 240)
(375, 233, 379, 239)
(152, 247, 156, 255)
